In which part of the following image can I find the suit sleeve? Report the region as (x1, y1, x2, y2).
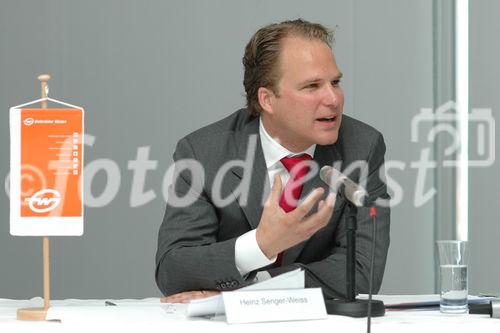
(155, 137, 254, 296)
(266, 133, 391, 299)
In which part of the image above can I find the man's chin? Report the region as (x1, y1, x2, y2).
(315, 133, 339, 146)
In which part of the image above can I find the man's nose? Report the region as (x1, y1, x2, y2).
(323, 84, 342, 107)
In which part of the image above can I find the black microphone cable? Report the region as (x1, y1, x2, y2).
(367, 206, 377, 333)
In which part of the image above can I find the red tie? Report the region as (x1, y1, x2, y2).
(275, 154, 312, 267)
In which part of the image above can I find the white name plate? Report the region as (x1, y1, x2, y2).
(222, 288, 327, 324)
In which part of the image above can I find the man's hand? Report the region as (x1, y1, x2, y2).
(256, 174, 336, 259)
(161, 290, 221, 304)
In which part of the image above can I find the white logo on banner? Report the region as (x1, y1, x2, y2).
(23, 118, 34, 126)
(24, 189, 61, 213)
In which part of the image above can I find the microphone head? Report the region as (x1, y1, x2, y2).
(319, 166, 331, 184)
(319, 166, 369, 207)
(320, 166, 344, 191)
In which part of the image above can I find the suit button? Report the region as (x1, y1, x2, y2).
(231, 281, 238, 287)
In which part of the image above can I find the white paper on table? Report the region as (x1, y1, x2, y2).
(186, 268, 305, 317)
(46, 305, 174, 324)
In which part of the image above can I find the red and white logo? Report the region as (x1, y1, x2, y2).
(24, 189, 61, 213)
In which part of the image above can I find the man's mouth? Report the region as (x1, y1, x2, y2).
(316, 115, 338, 122)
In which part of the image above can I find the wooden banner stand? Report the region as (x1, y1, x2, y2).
(16, 75, 52, 321)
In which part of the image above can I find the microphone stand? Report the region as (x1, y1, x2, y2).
(324, 197, 385, 318)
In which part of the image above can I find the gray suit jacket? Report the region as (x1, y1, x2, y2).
(155, 109, 390, 298)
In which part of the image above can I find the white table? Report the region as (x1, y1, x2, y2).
(1, 296, 498, 333)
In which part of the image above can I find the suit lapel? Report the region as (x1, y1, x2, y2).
(230, 117, 269, 230)
(282, 143, 344, 265)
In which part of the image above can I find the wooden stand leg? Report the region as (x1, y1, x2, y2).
(43, 236, 50, 311)
(17, 237, 50, 321)
(16, 307, 48, 321)
(17, 75, 52, 322)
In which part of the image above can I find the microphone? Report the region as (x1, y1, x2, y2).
(470, 300, 500, 318)
(320, 165, 386, 329)
(319, 166, 370, 207)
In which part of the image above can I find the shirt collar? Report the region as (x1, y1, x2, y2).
(259, 118, 316, 169)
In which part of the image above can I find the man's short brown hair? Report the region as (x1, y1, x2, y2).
(242, 18, 334, 116)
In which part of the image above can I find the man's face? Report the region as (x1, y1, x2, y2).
(262, 36, 344, 152)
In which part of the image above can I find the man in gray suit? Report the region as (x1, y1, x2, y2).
(156, 19, 390, 303)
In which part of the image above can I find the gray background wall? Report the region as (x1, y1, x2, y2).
(0, 0, 497, 299)
(469, 0, 500, 295)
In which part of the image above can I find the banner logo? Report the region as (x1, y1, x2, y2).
(23, 117, 34, 126)
(24, 189, 61, 213)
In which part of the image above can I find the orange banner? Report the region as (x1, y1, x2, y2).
(20, 108, 83, 217)
(10, 106, 84, 236)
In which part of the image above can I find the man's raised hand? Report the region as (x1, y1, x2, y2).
(256, 174, 336, 259)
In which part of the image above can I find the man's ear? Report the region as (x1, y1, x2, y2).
(257, 87, 275, 115)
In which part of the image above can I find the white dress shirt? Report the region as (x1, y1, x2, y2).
(234, 118, 316, 277)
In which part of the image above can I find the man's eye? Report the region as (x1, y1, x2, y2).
(306, 83, 318, 89)
(331, 79, 341, 86)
